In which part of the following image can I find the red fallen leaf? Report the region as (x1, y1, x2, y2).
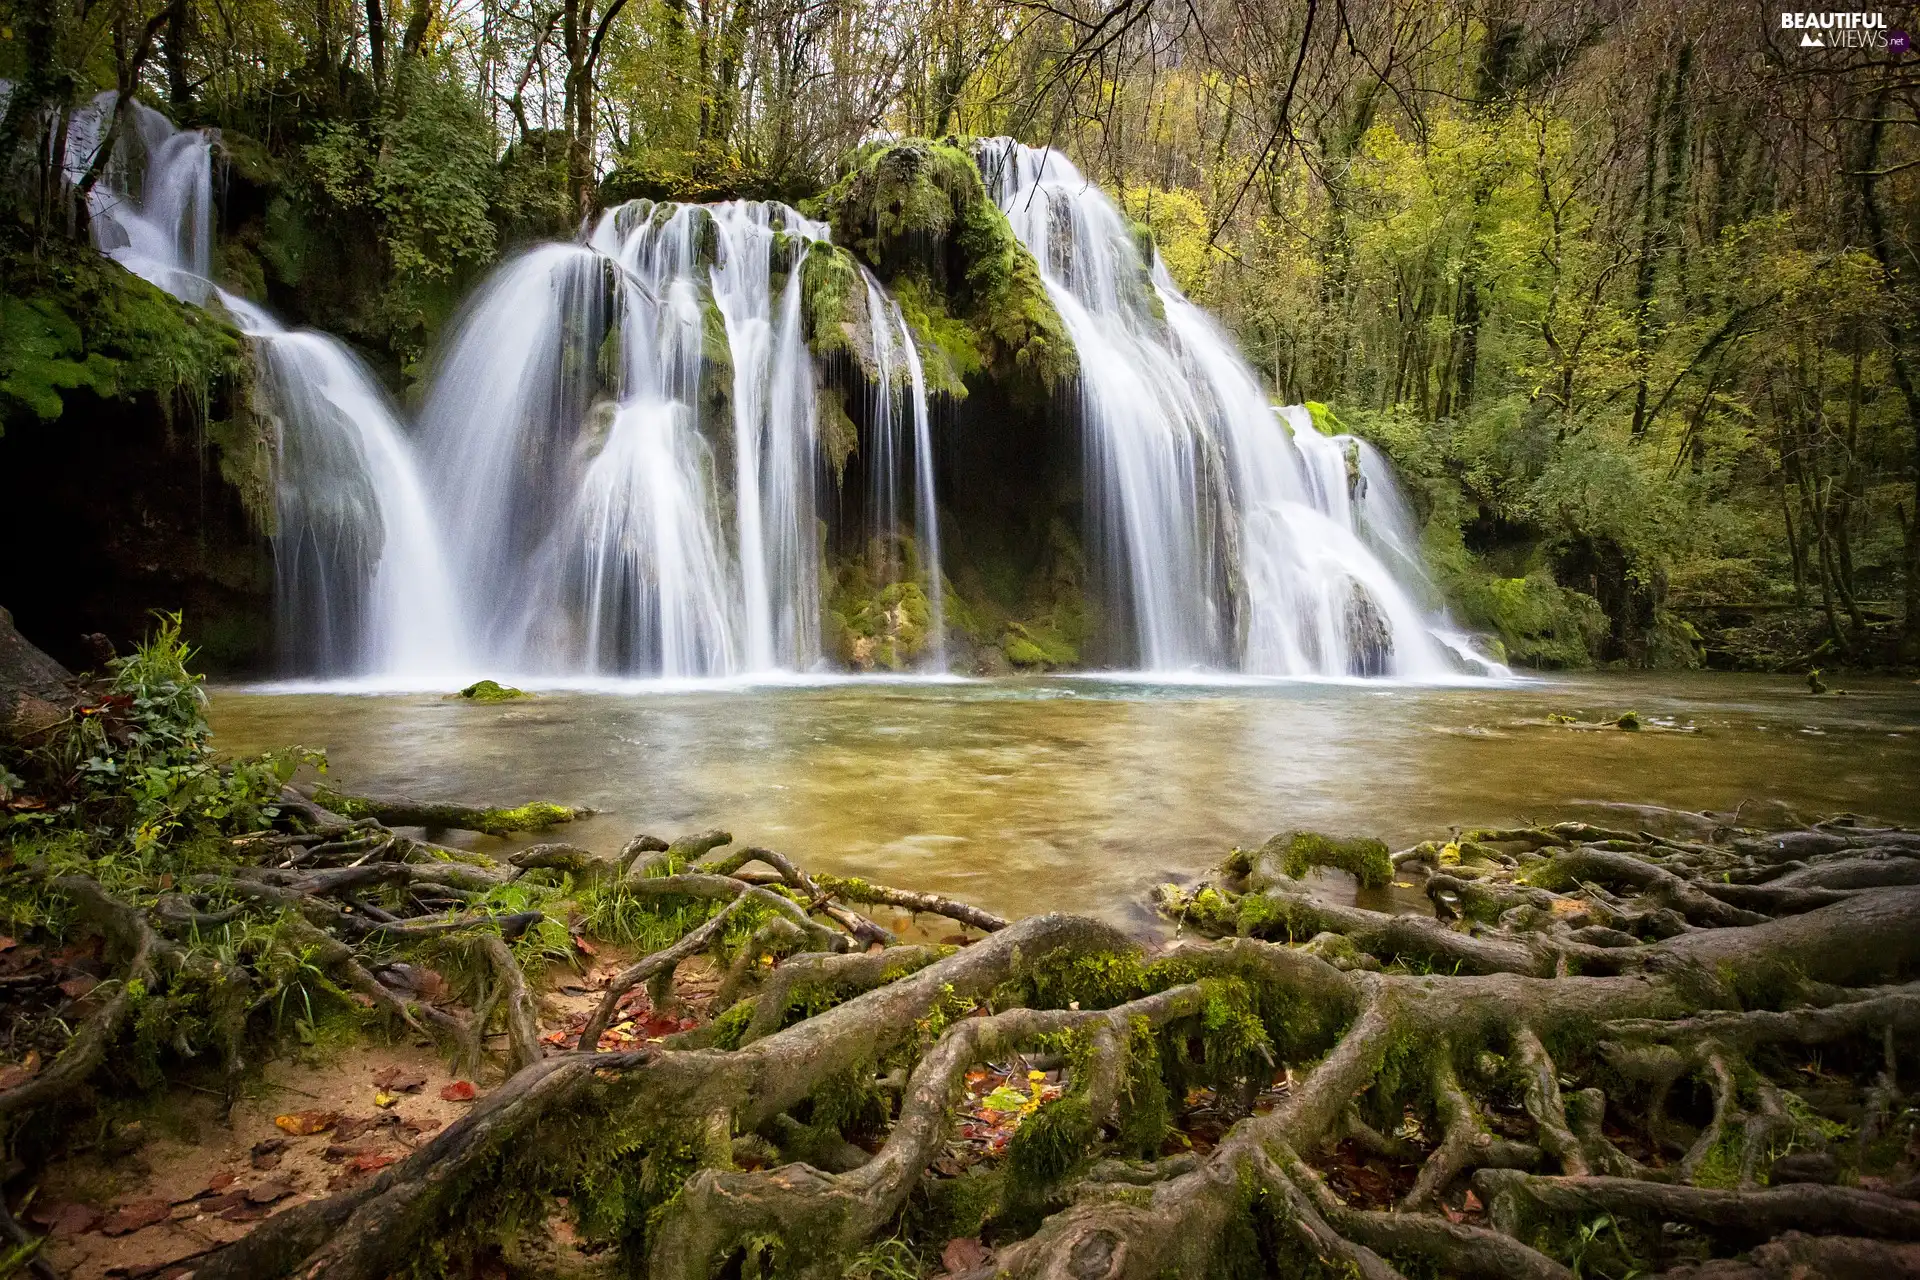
(1442, 1204, 1464, 1223)
(247, 1181, 294, 1204)
(251, 1151, 283, 1171)
(439, 1080, 476, 1102)
(1462, 1190, 1483, 1212)
(197, 1192, 248, 1214)
(371, 1066, 427, 1093)
(942, 1237, 991, 1272)
(349, 1152, 397, 1173)
(31, 1202, 101, 1237)
(208, 1171, 238, 1193)
(99, 1199, 171, 1236)
(59, 974, 99, 1000)
(0, 936, 14, 951)
(572, 935, 598, 956)
(349, 993, 376, 1008)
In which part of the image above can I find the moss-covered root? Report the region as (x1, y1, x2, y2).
(310, 784, 586, 835)
(1247, 830, 1394, 889)
(646, 985, 1207, 1280)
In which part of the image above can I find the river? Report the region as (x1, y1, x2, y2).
(208, 671, 1920, 928)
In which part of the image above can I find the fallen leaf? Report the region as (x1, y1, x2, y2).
(99, 1199, 171, 1236)
(247, 1181, 294, 1204)
(572, 935, 597, 956)
(207, 1171, 238, 1194)
(275, 1109, 340, 1136)
(371, 1066, 427, 1093)
(250, 1137, 287, 1157)
(198, 1192, 248, 1214)
(942, 1236, 992, 1272)
(373, 1090, 398, 1108)
(219, 1202, 271, 1223)
(0, 936, 14, 950)
(439, 1080, 476, 1102)
(334, 1115, 398, 1140)
(58, 974, 99, 1000)
(349, 993, 376, 1008)
(1463, 1190, 1483, 1212)
(251, 1151, 283, 1171)
(0, 1048, 42, 1090)
(322, 1142, 377, 1163)
(349, 1152, 397, 1173)
(31, 1202, 100, 1236)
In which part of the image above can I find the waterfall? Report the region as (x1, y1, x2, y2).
(978, 138, 1498, 678)
(68, 97, 459, 676)
(860, 271, 948, 671)
(66, 93, 215, 304)
(418, 199, 831, 676)
(66, 97, 1493, 683)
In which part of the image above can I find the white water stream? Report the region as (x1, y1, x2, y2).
(979, 139, 1498, 678)
(69, 100, 1496, 683)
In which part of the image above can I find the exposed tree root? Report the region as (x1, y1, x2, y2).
(4, 798, 1917, 1280)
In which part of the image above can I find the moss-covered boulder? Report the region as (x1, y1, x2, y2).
(808, 140, 1075, 398)
(0, 245, 273, 670)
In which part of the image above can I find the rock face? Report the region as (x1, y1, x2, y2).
(1, 605, 73, 741)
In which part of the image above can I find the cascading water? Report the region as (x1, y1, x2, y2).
(419, 199, 833, 677)
(860, 272, 948, 671)
(65, 93, 215, 303)
(67, 97, 1492, 683)
(67, 96, 458, 676)
(979, 138, 1498, 678)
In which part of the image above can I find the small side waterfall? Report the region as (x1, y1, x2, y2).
(66, 93, 215, 304)
(860, 272, 948, 671)
(979, 138, 1495, 678)
(68, 97, 458, 676)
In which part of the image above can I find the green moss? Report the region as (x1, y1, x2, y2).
(1, 247, 245, 430)
(1264, 831, 1394, 889)
(453, 679, 532, 703)
(1304, 400, 1346, 436)
(813, 139, 1076, 397)
(816, 382, 859, 483)
(910, 1164, 1006, 1242)
(1003, 619, 1079, 669)
(825, 547, 941, 671)
(798, 239, 869, 367)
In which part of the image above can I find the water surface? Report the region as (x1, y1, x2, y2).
(208, 672, 1920, 926)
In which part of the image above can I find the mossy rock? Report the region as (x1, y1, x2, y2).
(453, 679, 531, 703)
(811, 139, 1076, 396)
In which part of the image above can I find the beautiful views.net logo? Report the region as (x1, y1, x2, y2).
(1778, 10, 1897, 48)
